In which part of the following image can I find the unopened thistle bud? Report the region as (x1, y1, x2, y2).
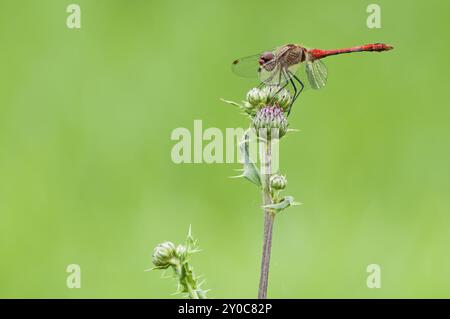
(261, 86, 278, 103)
(274, 89, 292, 111)
(152, 241, 177, 269)
(150, 227, 208, 299)
(252, 106, 288, 138)
(261, 86, 292, 109)
(246, 88, 265, 106)
(270, 174, 287, 190)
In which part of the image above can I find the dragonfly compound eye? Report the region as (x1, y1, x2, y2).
(260, 51, 275, 63)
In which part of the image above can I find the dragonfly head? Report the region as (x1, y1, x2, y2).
(259, 51, 275, 66)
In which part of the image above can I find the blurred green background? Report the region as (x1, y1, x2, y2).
(1, 0, 449, 298)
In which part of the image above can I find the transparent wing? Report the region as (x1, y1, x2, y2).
(231, 54, 262, 78)
(232, 54, 287, 86)
(305, 56, 328, 90)
(259, 60, 285, 86)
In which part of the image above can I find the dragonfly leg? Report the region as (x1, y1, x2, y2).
(286, 72, 305, 115)
(292, 73, 304, 101)
(287, 77, 297, 116)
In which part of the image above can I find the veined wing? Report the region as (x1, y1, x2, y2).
(258, 60, 285, 86)
(231, 46, 285, 80)
(232, 54, 288, 87)
(231, 54, 261, 78)
(304, 55, 328, 90)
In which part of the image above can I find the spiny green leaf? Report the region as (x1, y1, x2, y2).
(263, 196, 300, 212)
(234, 130, 261, 187)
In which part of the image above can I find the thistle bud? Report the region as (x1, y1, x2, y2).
(270, 174, 287, 190)
(152, 241, 177, 268)
(261, 86, 278, 104)
(246, 88, 265, 107)
(274, 89, 292, 111)
(252, 106, 288, 138)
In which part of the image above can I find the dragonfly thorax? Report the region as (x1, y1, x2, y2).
(282, 45, 306, 67)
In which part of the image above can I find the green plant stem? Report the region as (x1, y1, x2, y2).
(175, 261, 207, 299)
(258, 138, 274, 299)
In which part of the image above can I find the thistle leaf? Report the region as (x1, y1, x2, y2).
(263, 196, 300, 212)
(237, 131, 261, 187)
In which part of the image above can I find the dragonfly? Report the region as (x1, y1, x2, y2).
(232, 43, 393, 114)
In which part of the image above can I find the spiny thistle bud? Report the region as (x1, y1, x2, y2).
(273, 89, 292, 111)
(252, 106, 288, 138)
(222, 86, 292, 118)
(246, 88, 265, 107)
(261, 86, 278, 103)
(261, 86, 292, 110)
(150, 227, 208, 299)
(152, 241, 176, 269)
(270, 174, 287, 190)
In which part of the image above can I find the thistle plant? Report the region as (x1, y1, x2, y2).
(223, 86, 299, 299)
(151, 88, 298, 299)
(148, 227, 208, 299)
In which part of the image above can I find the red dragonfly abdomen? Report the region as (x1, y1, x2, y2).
(309, 43, 393, 59)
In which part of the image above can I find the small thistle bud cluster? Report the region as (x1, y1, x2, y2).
(150, 227, 208, 299)
(222, 85, 298, 214)
(244, 86, 292, 115)
(252, 106, 288, 138)
(270, 174, 287, 190)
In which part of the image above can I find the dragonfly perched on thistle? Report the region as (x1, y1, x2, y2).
(232, 43, 394, 114)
